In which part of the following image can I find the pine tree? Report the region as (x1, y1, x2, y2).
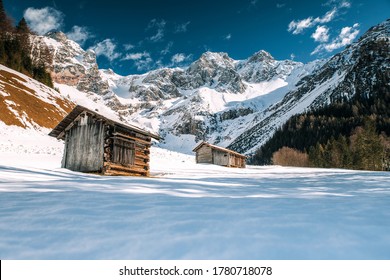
(16, 17, 30, 34)
(15, 18, 31, 54)
(0, 0, 13, 34)
(380, 133, 390, 171)
(351, 118, 383, 170)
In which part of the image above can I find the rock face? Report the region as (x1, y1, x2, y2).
(182, 52, 246, 93)
(129, 68, 183, 101)
(101, 52, 248, 104)
(30, 32, 110, 96)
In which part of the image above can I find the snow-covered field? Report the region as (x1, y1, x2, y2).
(1, 124, 390, 259)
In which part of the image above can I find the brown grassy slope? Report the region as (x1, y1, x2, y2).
(0, 67, 74, 129)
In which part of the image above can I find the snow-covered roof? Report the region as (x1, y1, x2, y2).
(49, 105, 160, 140)
(193, 141, 246, 158)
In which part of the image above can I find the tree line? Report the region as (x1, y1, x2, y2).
(0, 0, 53, 88)
(252, 91, 390, 171)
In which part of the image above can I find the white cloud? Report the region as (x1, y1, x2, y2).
(171, 53, 185, 64)
(134, 56, 154, 71)
(288, 1, 345, 35)
(150, 29, 164, 42)
(251, 0, 259, 6)
(122, 52, 150, 61)
(289, 1, 356, 56)
(171, 53, 193, 65)
(288, 9, 337, 35)
(66, 26, 92, 45)
(311, 26, 330, 43)
(318, 8, 337, 24)
(123, 44, 135, 51)
(122, 51, 154, 71)
(91, 39, 121, 62)
(224, 34, 232, 40)
(276, 3, 286, 8)
(288, 17, 314, 34)
(161, 41, 173, 55)
(24, 7, 64, 35)
(147, 19, 166, 42)
(324, 0, 351, 9)
(340, 1, 351, 8)
(311, 23, 360, 55)
(175, 21, 190, 33)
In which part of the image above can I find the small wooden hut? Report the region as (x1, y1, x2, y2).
(193, 141, 246, 168)
(49, 105, 160, 176)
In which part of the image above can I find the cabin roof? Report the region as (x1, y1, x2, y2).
(192, 141, 247, 158)
(49, 105, 160, 140)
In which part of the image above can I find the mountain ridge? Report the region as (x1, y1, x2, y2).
(1, 19, 388, 156)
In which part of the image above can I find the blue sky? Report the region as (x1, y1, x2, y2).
(5, 0, 390, 75)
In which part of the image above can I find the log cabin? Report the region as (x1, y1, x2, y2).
(193, 141, 246, 168)
(49, 105, 160, 176)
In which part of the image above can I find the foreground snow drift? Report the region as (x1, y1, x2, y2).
(0, 124, 389, 259)
(1, 138, 390, 259)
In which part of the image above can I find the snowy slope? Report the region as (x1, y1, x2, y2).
(0, 126, 389, 259)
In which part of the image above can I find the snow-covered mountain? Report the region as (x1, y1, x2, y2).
(25, 30, 322, 152)
(97, 50, 320, 152)
(228, 18, 390, 154)
(2, 19, 388, 155)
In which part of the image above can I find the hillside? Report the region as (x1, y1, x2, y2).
(0, 64, 73, 128)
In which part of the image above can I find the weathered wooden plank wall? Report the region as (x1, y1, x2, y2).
(62, 114, 104, 172)
(113, 138, 135, 165)
(196, 145, 213, 163)
(212, 149, 229, 166)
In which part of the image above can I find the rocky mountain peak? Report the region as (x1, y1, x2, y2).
(365, 18, 390, 36)
(188, 52, 235, 72)
(236, 49, 302, 83)
(199, 51, 233, 63)
(354, 18, 390, 48)
(182, 52, 245, 93)
(247, 50, 275, 64)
